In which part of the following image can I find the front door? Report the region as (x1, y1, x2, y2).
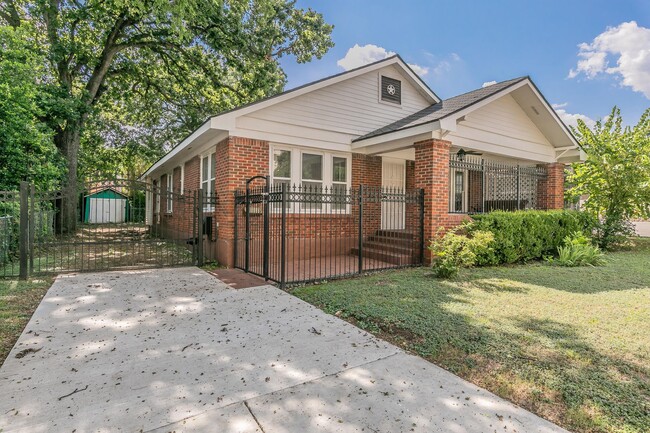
(381, 158, 406, 230)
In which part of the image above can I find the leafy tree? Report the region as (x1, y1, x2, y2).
(0, 0, 333, 230)
(0, 25, 65, 191)
(567, 107, 650, 248)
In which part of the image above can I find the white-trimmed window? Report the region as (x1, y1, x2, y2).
(273, 149, 291, 189)
(270, 144, 351, 212)
(449, 169, 468, 213)
(332, 156, 347, 211)
(155, 179, 161, 214)
(180, 164, 185, 194)
(166, 172, 173, 213)
(201, 153, 216, 209)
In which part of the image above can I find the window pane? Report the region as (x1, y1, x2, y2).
(301, 181, 322, 210)
(332, 183, 347, 210)
(302, 153, 322, 180)
(455, 171, 464, 212)
(274, 150, 291, 179)
(332, 157, 346, 183)
(202, 157, 208, 182)
(210, 153, 216, 180)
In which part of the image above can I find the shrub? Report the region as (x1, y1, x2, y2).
(468, 210, 596, 264)
(548, 232, 605, 267)
(429, 228, 495, 278)
(592, 217, 635, 250)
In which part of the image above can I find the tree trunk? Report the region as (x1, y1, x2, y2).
(55, 123, 82, 234)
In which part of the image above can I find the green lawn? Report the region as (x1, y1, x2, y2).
(293, 238, 650, 433)
(0, 278, 53, 365)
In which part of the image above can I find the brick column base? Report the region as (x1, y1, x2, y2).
(537, 163, 565, 210)
(414, 139, 468, 263)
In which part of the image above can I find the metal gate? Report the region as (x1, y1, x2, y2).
(234, 176, 425, 288)
(0, 178, 212, 278)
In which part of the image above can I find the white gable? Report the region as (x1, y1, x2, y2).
(448, 94, 556, 162)
(230, 64, 432, 150)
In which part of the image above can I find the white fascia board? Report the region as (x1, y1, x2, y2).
(351, 121, 441, 149)
(230, 127, 351, 153)
(141, 120, 213, 179)
(393, 57, 441, 103)
(525, 83, 580, 148)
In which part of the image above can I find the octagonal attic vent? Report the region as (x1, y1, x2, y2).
(381, 76, 401, 105)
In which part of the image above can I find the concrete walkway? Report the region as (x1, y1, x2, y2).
(634, 221, 650, 237)
(0, 268, 567, 433)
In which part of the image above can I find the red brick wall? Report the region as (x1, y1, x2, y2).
(183, 156, 201, 194)
(537, 163, 565, 210)
(351, 153, 382, 237)
(351, 153, 382, 188)
(215, 136, 270, 266)
(414, 139, 469, 262)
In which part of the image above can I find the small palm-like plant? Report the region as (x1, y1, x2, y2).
(548, 232, 605, 267)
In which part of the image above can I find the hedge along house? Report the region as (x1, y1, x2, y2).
(141, 55, 580, 277)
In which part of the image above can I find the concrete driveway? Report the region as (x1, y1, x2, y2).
(0, 268, 567, 433)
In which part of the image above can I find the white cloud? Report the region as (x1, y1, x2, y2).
(337, 44, 394, 70)
(408, 63, 429, 77)
(336, 44, 428, 76)
(568, 21, 650, 99)
(482, 81, 497, 88)
(552, 103, 596, 129)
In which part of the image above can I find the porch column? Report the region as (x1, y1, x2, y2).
(414, 139, 467, 263)
(537, 162, 565, 210)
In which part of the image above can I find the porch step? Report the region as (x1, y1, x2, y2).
(375, 229, 415, 239)
(350, 229, 419, 266)
(350, 246, 414, 266)
(362, 240, 416, 255)
(366, 235, 415, 248)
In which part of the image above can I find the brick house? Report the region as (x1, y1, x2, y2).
(141, 55, 580, 271)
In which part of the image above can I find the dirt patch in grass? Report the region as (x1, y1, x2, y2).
(0, 278, 53, 366)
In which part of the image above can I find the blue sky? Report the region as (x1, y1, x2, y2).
(279, 0, 650, 128)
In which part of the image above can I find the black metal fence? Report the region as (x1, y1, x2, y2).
(449, 155, 548, 213)
(234, 179, 424, 287)
(1, 179, 206, 278)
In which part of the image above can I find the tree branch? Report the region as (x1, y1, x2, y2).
(0, 1, 21, 28)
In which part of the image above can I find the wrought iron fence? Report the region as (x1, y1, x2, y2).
(0, 191, 20, 277)
(449, 155, 548, 213)
(1, 179, 216, 279)
(234, 180, 424, 287)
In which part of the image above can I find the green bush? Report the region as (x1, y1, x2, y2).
(468, 210, 596, 264)
(548, 232, 605, 267)
(428, 228, 495, 278)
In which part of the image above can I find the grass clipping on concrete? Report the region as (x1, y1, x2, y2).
(0, 278, 52, 365)
(293, 238, 650, 433)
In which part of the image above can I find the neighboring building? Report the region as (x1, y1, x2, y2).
(141, 55, 580, 268)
